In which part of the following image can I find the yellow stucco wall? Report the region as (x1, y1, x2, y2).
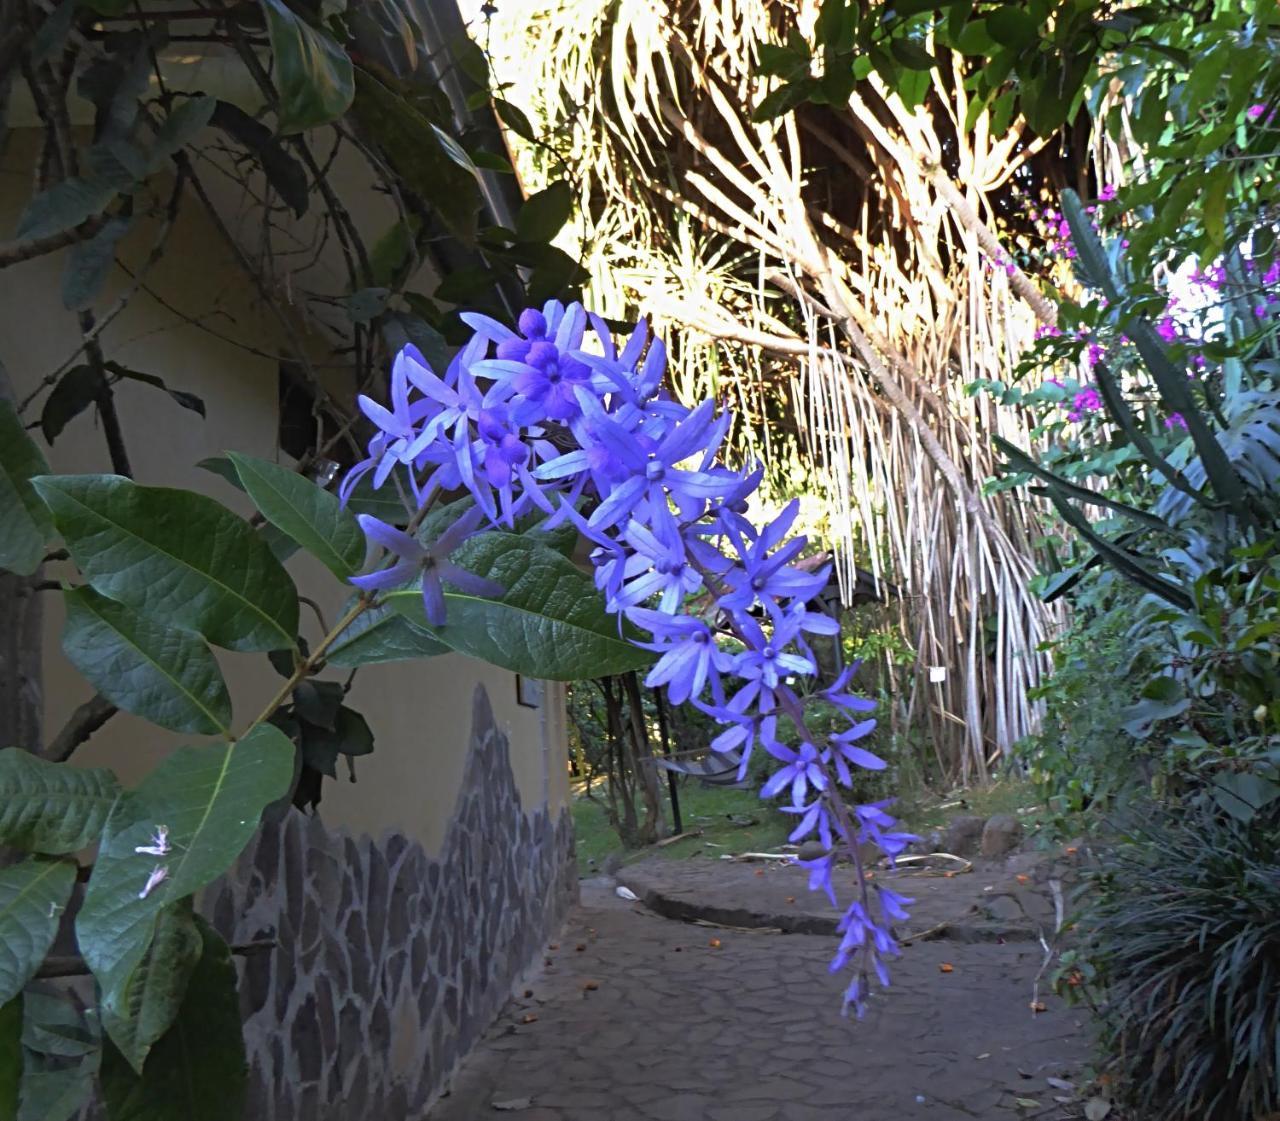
(1, 125, 569, 854)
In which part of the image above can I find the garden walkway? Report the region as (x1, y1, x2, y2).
(428, 847, 1098, 1121)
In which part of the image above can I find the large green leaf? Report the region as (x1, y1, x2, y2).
(0, 859, 76, 1005)
(17, 1062, 95, 1121)
(75, 725, 293, 1026)
(14, 178, 118, 242)
(0, 997, 19, 1121)
(61, 587, 232, 736)
(516, 181, 572, 243)
(350, 68, 479, 242)
(259, 0, 354, 133)
(226, 452, 365, 579)
(100, 918, 246, 1121)
(0, 402, 54, 576)
(325, 600, 449, 666)
(0, 749, 121, 855)
(388, 532, 652, 679)
(100, 904, 201, 1074)
(31, 475, 299, 653)
(16, 990, 101, 1121)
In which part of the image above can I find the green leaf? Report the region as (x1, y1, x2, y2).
(492, 97, 534, 140)
(61, 586, 233, 736)
(74, 724, 294, 1034)
(751, 80, 815, 123)
(1061, 190, 1253, 523)
(889, 36, 937, 70)
(325, 600, 449, 666)
(986, 6, 1038, 47)
(40, 366, 104, 445)
(291, 679, 342, 730)
(1211, 772, 1280, 823)
(147, 96, 216, 170)
(388, 532, 652, 680)
(516, 181, 572, 243)
(0, 402, 54, 576)
(210, 101, 309, 218)
(429, 123, 480, 180)
(16, 1062, 95, 1121)
(0, 859, 76, 1005)
(0, 749, 121, 854)
(61, 216, 130, 311)
(100, 904, 201, 1073)
(99, 917, 246, 1121)
(350, 68, 479, 242)
(368, 217, 421, 287)
(31, 475, 299, 652)
(299, 705, 373, 777)
(225, 452, 364, 579)
(14, 178, 117, 241)
(110, 366, 206, 420)
(0, 997, 19, 1121)
(194, 457, 300, 562)
(259, 0, 355, 133)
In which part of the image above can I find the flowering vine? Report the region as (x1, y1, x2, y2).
(342, 302, 914, 1015)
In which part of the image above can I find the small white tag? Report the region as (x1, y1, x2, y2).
(929, 666, 947, 683)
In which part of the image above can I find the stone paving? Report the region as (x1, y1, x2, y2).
(428, 859, 1096, 1121)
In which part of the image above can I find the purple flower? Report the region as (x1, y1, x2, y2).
(1247, 103, 1268, 120)
(759, 729, 826, 807)
(827, 718, 885, 784)
(717, 501, 830, 613)
(783, 799, 834, 849)
(1164, 412, 1188, 431)
(731, 612, 816, 691)
(628, 607, 731, 705)
(349, 507, 502, 626)
(1098, 184, 1117, 201)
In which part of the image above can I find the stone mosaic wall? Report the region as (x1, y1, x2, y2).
(204, 685, 577, 1120)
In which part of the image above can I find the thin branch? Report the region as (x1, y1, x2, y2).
(43, 694, 118, 763)
(0, 217, 107, 270)
(37, 939, 276, 979)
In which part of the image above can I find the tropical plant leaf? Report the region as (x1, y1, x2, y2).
(210, 101, 309, 217)
(516, 181, 572, 243)
(60, 587, 233, 736)
(0, 859, 76, 1005)
(1060, 190, 1253, 522)
(325, 600, 449, 666)
(226, 452, 365, 579)
(1089, 361, 1216, 510)
(111, 367, 206, 421)
(0, 749, 120, 854)
(99, 918, 246, 1121)
(14, 178, 118, 242)
(388, 532, 652, 679)
(40, 366, 104, 445)
(0, 402, 54, 576)
(259, 0, 355, 133)
(61, 216, 130, 311)
(99, 904, 202, 1074)
(350, 68, 479, 241)
(16, 1060, 95, 1121)
(75, 725, 294, 1022)
(1042, 488, 1193, 608)
(993, 436, 1168, 529)
(31, 475, 299, 652)
(147, 96, 216, 170)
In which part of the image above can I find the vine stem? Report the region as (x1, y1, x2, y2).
(238, 597, 371, 739)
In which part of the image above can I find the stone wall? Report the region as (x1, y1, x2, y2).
(204, 685, 577, 1120)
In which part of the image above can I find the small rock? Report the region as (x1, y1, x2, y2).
(942, 815, 986, 855)
(980, 893, 1025, 922)
(981, 813, 1024, 857)
(796, 840, 830, 862)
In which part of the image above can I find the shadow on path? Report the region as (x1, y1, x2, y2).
(429, 870, 1093, 1121)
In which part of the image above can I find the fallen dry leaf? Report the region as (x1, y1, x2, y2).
(492, 1097, 532, 1111)
(522, 989, 533, 998)
(1083, 1098, 1112, 1120)
(673, 946, 683, 952)
(1029, 1001, 1047, 1013)
(548, 943, 559, 950)
(785, 896, 796, 904)
(939, 963, 954, 973)
(520, 1013, 538, 1024)
(1016, 874, 1031, 884)
(575, 944, 586, 952)
(754, 869, 765, 877)
(708, 938, 722, 948)
(582, 980, 599, 991)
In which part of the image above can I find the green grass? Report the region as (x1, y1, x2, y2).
(571, 780, 793, 873)
(572, 774, 1063, 875)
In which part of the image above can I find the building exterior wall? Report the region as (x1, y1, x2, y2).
(2, 109, 575, 1115)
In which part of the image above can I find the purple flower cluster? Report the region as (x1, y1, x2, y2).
(340, 300, 913, 1015)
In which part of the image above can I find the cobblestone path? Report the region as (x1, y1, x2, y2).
(428, 879, 1092, 1121)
